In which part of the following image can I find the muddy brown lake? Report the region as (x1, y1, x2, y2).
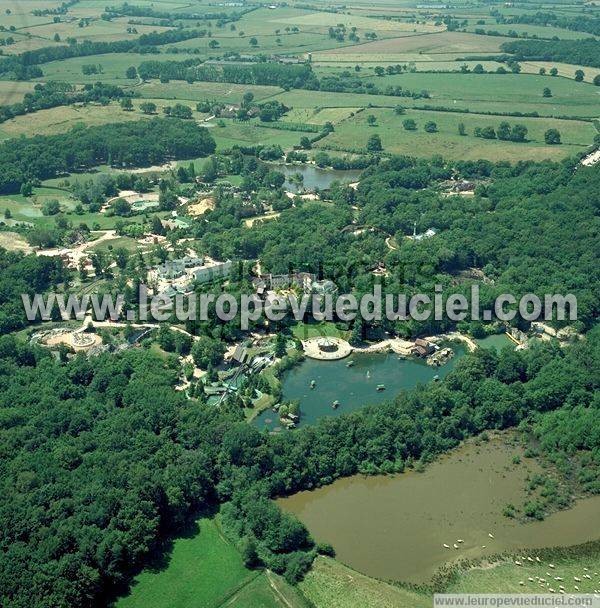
(278, 436, 600, 583)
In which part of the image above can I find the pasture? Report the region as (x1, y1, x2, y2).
(0, 99, 211, 138)
(314, 31, 505, 57)
(299, 557, 430, 608)
(317, 107, 595, 161)
(136, 81, 283, 104)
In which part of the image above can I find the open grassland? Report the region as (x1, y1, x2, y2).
(117, 518, 254, 608)
(0, 231, 33, 253)
(464, 22, 597, 39)
(270, 73, 600, 118)
(117, 516, 308, 608)
(447, 551, 600, 595)
(20, 18, 173, 43)
(0, 99, 211, 138)
(211, 119, 302, 151)
(300, 550, 600, 608)
(299, 557, 431, 608)
(136, 81, 283, 103)
(314, 31, 505, 57)
(520, 61, 600, 84)
(360, 72, 600, 117)
(317, 107, 595, 161)
(228, 571, 310, 608)
(269, 10, 443, 34)
(31, 53, 159, 84)
(282, 107, 361, 125)
(313, 60, 506, 72)
(0, 81, 37, 105)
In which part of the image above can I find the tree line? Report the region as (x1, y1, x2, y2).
(0, 118, 215, 193)
(501, 39, 600, 69)
(0, 29, 208, 79)
(0, 81, 126, 124)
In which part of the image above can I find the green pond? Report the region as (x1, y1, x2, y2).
(476, 333, 515, 351)
(254, 346, 465, 431)
(278, 435, 600, 584)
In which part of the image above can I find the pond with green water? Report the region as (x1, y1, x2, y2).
(254, 346, 465, 431)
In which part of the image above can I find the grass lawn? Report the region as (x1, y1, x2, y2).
(89, 236, 140, 253)
(317, 107, 595, 161)
(117, 517, 255, 608)
(291, 321, 350, 340)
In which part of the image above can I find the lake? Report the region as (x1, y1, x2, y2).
(278, 435, 600, 583)
(253, 347, 465, 431)
(269, 162, 362, 193)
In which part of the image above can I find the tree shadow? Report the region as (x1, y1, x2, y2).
(105, 503, 219, 606)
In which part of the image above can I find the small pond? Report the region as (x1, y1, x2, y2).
(269, 162, 362, 193)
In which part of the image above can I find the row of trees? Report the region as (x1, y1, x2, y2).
(0, 81, 125, 124)
(501, 38, 600, 68)
(138, 60, 313, 88)
(0, 29, 208, 79)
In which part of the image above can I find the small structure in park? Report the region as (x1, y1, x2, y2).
(317, 337, 339, 353)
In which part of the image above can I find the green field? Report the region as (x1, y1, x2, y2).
(117, 518, 254, 608)
(317, 107, 595, 161)
(31, 53, 158, 85)
(299, 557, 431, 608)
(117, 517, 307, 608)
(136, 81, 283, 104)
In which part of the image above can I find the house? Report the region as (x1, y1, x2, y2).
(412, 338, 434, 357)
(162, 218, 191, 230)
(231, 344, 250, 365)
(219, 104, 240, 118)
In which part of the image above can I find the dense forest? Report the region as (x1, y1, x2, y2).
(0, 118, 215, 193)
(498, 11, 600, 37)
(194, 156, 599, 331)
(501, 38, 600, 68)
